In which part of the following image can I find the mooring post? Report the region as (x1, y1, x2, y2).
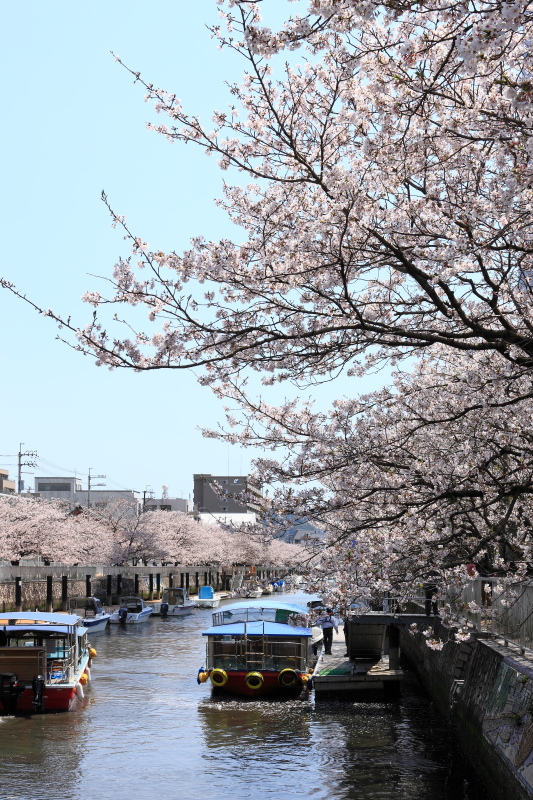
(389, 625, 400, 669)
(116, 574, 122, 601)
(204, 571, 208, 588)
(15, 577, 22, 611)
(61, 575, 68, 612)
(180, 573, 184, 589)
(149, 573, 154, 600)
(134, 574, 139, 595)
(169, 573, 173, 589)
(156, 573, 161, 600)
(195, 572, 199, 594)
(186, 572, 190, 591)
(106, 575, 112, 606)
(46, 575, 53, 612)
(86, 574, 92, 597)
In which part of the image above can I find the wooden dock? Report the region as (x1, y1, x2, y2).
(313, 626, 404, 697)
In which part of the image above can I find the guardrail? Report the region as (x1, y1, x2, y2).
(454, 577, 533, 653)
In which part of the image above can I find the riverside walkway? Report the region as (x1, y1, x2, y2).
(313, 624, 404, 696)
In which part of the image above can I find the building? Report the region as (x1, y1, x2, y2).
(193, 474, 263, 526)
(0, 468, 15, 495)
(144, 497, 193, 513)
(33, 476, 141, 512)
(276, 515, 325, 546)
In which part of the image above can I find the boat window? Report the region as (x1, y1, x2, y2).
(209, 634, 306, 671)
(165, 590, 185, 604)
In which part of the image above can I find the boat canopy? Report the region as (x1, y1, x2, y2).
(1, 625, 77, 635)
(198, 586, 214, 599)
(219, 601, 308, 614)
(202, 621, 312, 637)
(0, 612, 80, 627)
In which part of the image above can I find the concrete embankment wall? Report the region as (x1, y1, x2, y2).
(401, 621, 533, 800)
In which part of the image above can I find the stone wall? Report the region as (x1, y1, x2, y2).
(400, 620, 533, 800)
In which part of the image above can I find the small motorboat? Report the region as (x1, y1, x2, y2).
(68, 597, 111, 633)
(244, 583, 264, 599)
(197, 600, 318, 697)
(159, 587, 195, 616)
(195, 586, 220, 609)
(0, 611, 94, 713)
(109, 597, 154, 624)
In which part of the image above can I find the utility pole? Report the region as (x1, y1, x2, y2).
(17, 443, 38, 494)
(142, 485, 154, 512)
(87, 467, 106, 509)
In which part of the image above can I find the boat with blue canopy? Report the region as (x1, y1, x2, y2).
(0, 611, 95, 713)
(197, 600, 319, 696)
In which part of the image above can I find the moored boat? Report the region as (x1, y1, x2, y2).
(159, 587, 195, 616)
(197, 600, 317, 697)
(109, 596, 154, 624)
(195, 586, 220, 609)
(68, 596, 111, 633)
(0, 611, 94, 713)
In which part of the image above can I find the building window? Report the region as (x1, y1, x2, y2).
(160, 505, 171, 511)
(37, 483, 71, 492)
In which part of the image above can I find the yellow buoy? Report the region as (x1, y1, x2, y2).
(89, 647, 97, 659)
(245, 672, 264, 690)
(79, 673, 89, 686)
(278, 668, 298, 688)
(210, 668, 229, 687)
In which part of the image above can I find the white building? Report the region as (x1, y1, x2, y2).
(144, 497, 193, 513)
(197, 511, 257, 526)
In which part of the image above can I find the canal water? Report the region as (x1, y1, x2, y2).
(0, 593, 487, 800)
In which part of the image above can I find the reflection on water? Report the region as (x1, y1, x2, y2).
(0, 593, 487, 800)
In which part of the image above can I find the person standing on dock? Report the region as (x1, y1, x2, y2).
(319, 608, 338, 655)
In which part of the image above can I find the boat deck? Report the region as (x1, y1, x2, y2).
(313, 626, 403, 697)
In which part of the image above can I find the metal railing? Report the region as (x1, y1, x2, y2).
(453, 578, 533, 653)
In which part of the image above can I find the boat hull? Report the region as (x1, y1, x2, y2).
(109, 609, 153, 624)
(82, 615, 110, 633)
(207, 670, 310, 697)
(195, 599, 220, 608)
(163, 604, 195, 616)
(0, 657, 90, 713)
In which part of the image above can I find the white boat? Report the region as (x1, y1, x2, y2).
(160, 588, 195, 616)
(109, 597, 154, 624)
(195, 586, 220, 609)
(0, 612, 93, 713)
(68, 597, 111, 633)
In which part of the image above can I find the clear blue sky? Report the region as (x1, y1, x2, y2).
(0, 1, 389, 499)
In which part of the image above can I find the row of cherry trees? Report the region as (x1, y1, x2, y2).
(0, 494, 304, 568)
(3, 0, 533, 621)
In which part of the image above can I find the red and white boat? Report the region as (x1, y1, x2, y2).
(0, 611, 94, 713)
(197, 601, 319, 697)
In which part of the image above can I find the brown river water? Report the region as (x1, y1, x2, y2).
(0, 592, 488, 800)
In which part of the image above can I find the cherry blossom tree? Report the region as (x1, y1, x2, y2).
(0, 495, 111, 565)
(3, 0, 532, 388)
(2, 1, 533, 609)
